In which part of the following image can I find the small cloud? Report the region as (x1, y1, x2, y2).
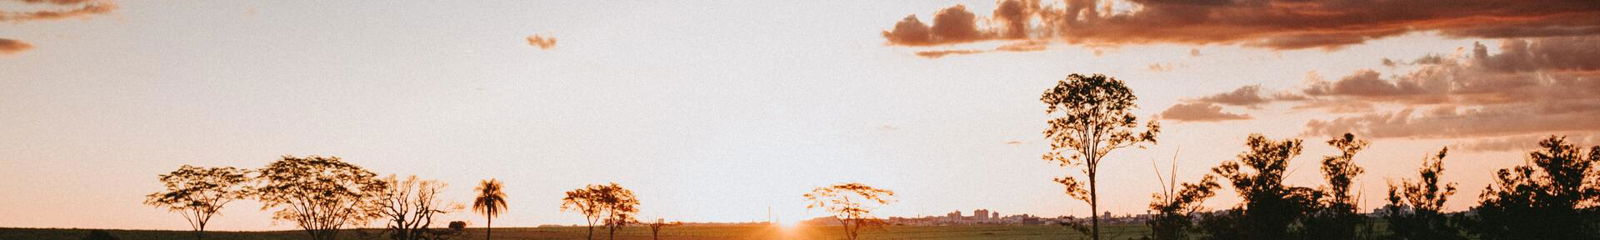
(1189, 48, 1201, 57)
(526, 35, 556, 50)
(1159, 102, 1251, 122)
(877, 124, 898, 131)
(1005, 140, 1025, 146)
(0, 1, 117, 23)
(0, 39, 35, 55)
(915, 49, 985, 59)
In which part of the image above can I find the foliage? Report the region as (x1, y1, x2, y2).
(1144, 171, 1219, 240)
(1040, 73, 1159, 240)
(380, 175, 459, 240)
(1384, 147, 1465, 240)
(471, 179, 508, 240)
(647, 218, 681, 240)
(255, 155, 389, 240)
(562, 183, 640, 240)
(804, 182, 896, 240)
(1206, 134, 1320, 240)
(144, 165, 251, 240)
(1469, 136, 1600, 239)
(1301, 133, 1369, 239)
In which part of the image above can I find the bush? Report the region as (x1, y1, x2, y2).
(80, 230, 119, 240)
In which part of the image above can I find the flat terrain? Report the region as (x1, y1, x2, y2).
(0, 224, 1154, 240)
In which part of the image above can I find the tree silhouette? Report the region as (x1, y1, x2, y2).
(562, 183, 638, 240)
(381, 175, 460, 240)
(471, 179, 507, 240)
(1469, 136, 1600, 239)
(1207, 134, 1320, 240)
(803, 182, 895, 240)
(255, 155, 389, 240)
(647, 218, 680, 240)
(1384, 147, 1465, 240)
(1302, 133, 1368, 239)
(1144, 155, 1220, 240)
(144, 165, 251, 240)
(1039, 73, 1159, 240)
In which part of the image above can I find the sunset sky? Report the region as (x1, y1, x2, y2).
(3, 0, 1598, 231)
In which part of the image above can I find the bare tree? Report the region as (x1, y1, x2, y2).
(646, 218, 680, 240)
(1146, 152, 1220, 240)
(471, 179, 507, 240)
(803, 183, 895, 240)
(1040, 73, 1159, 240)
(255, 155, 389, 240)
(144, 165, 251, 240)
(380, 175, 460, 240)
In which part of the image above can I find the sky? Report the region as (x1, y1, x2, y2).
(2, 0, 1599, 231)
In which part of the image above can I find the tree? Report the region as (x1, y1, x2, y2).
(562, 183, 639, 240)
(562, 186, 604, 240)
(381, 175, 459, 240)
(144, 165, 250, 240)
(255, 155, 389, 240)
(1207, 134, 1320, 240)
(1040, 73, 1160, 240)
(1469, 136, 1600, 239)
(803, 183, 896, 240)
(471, 179, 508, 240)
(1302, 133, 1369, 239)
(1145, 153, 1220, 240)
(647, 218, 681, 240)
(1384, 147, 1465, 240)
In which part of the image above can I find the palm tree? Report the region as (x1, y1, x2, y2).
(473, 179, 509, 240)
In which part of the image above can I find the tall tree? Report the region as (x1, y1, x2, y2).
(1470, 136, 1600, 239)
(255, 155, 389, 240)
(1208, 134, 1320, 240)
(1303, 133, 1369, 239)
(380, 175, 459, 240)
(803, 183, 896, 240)
(1145, 153, 1220, 240)
(1039, 73, 1159, 240)
(646, 218, 680, 240)
(144, 165, 251, 240)
(1384, 147, 1465, 240)
(471, 179, 508, 240)
(562, 186, 604, 240)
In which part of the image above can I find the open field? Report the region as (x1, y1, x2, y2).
(0, 224, 1154, 240)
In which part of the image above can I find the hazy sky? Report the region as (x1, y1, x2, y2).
(2, 0, 1598, 231)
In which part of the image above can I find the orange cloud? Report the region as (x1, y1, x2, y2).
(0, 1, 116, 23)
(0, 39, 35, 55)
(1160, 102, 1251, 122)
(526, 35, 556, 50)
(884, 0, 1600, 51)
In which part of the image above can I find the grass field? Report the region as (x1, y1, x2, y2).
(0, 224, 1155, 240)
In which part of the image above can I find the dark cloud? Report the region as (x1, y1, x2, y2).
(884, 0, 1600, 51)
(526, 35, 556, 50)
(0, 1, 116, 22)
(1301, 36, 1600, 138)
(1160, 102, 1251, 122)
(0, 38, 35, 55)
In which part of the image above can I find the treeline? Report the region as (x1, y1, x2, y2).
(144, 156, 673, 240)
(1039, 73, 1600, 240)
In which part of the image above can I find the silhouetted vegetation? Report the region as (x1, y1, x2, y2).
(255, 155, 389, 240)
(804, 183, 896, 240)
(1467, 136, 1600, 240)
(647, 218, 680, 240)
(144, 165, 252, 240)
(470, 179, 507, 240)
(380, 175, 459, 240)
(1302, 133, 1369, 239)
(80, 230, 119, 240)
(1040, 73, 1160, 240)
(1384, 147, 1465, 240)
(561, 183, 639, 240)
(1205, 134, 1321, 240)
(1143, 153, 1220, 240)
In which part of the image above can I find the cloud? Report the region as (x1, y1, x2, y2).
(1160, 102, 1251, 122)
(915, 49, 985, 59)
(0, 39, 35, 55)
(0, 1, 116, 23)
(526, 35, 556, 49)
(1300, 36, 1600, 138)
(1189, 48, 1201, 57)
(884, 0, 1600, 51)
(1146, 63, 1177, 72)
(911, 40, 1050, 59)
(1457, 133, 1600, 152)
